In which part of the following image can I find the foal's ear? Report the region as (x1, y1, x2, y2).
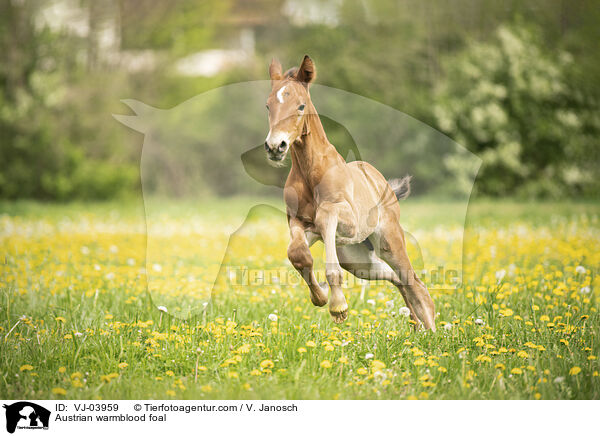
(269, 58, 283, 84)
(296, 55, 316, 87)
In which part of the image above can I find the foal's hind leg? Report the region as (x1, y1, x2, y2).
(338, 242, 420, 325)
(373, 218, 436, 331)
(287, 218, 328, 307)
(338, 241, 396, 282)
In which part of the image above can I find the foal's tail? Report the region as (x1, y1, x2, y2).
(389, 175, 411, 201)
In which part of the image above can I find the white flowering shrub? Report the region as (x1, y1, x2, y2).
(435, 25, 600, 197)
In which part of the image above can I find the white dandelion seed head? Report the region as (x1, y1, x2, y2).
(268, 313, 278, 322)
(495, 269, 506, 281)
(575, 265, 586, 275)
(94, 264, 101, 271)
(80, 246, 90, 255)
(385, 300, 394, 309)
(366, 299, 376, 306)
(157, 305, 168, 313)
(554, 376, 565, 384)
(152, 263, 163, 272)
(475, 318, 484, 325)
(399, 307, 411, 317)
(127, 258, 135, 266)
(444, 323, 453, 331)
(109, 245, 119, 253)
(580, 286, 591, 294)
(374, 371, 386, 380)
(365, 353, 374, 359)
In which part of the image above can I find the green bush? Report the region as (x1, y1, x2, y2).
(434, 25, 600, 198)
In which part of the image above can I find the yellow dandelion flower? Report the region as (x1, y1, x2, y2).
(320, 360, 332, 369)
(511, 368, 523, 375)
(52, 387, 67, 396)
(166, 390, 176, 397)
(20, 364, 34, 372)
(58, 367, 66, 374)
(413, 357, 426, 366)
(165, 370, 175, 376)
(306, 340, 316, 348)
(569, 366, 581, 375)
(55, 317, 66, 323)
(260, 359, 274, 369)
(338, 356, 349, 364)
(297, 347, 307, 353)
(357, 368, 368, 375)
(236, 344, 251, 354)
(371, 360, 386, 371)
(118, 362, 128, 369)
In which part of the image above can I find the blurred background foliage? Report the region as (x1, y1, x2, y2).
(1, 0, 598, 200)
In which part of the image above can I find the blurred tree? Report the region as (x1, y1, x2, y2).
(434, 24, 600, 198)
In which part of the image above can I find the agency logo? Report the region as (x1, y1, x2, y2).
(2, 402, 50, 434)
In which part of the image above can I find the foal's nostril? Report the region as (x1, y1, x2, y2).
(264, 142, 269, 151)
(278, 141, 288, 152)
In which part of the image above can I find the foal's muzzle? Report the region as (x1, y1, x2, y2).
(265, 140, 289, 161)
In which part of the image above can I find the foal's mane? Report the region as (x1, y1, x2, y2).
(283, 67, 298, 79)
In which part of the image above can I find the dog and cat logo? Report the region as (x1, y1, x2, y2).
(2, 402, 50, 433)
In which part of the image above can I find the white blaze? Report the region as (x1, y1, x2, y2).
(277, 85, 287, 103)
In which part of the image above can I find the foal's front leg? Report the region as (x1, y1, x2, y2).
(287, 218, 328, 307)
(315, 203, 349, 323)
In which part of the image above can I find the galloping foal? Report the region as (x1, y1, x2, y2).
(264, 55, 436, 331)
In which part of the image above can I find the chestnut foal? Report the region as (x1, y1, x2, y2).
(264, 56, 436, 330)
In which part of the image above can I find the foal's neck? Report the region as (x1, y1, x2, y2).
(290, 112, 342, 186)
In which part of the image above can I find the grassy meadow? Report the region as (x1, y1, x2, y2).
(1, 197, 598, 399)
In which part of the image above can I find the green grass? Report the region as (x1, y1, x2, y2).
(1, 197, 598, 399)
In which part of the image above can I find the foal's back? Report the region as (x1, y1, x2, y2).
(346, 160, 400, 216)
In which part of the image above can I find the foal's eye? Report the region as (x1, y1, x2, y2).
(265, 105, 269, 111)
(298, 104, 305, 111)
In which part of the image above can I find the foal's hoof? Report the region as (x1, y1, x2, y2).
(329, 308, 348, 324)
(310, 291, 328, 307)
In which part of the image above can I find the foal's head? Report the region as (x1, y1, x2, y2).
(264, 55, 316, 163)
